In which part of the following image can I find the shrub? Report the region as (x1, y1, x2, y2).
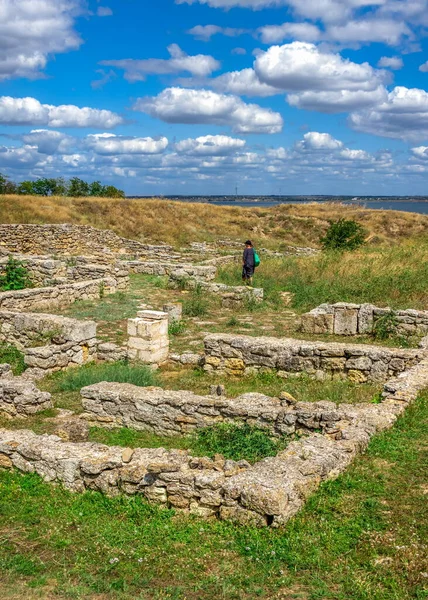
(191, 423, 288, 463)
(53, 361, 158, 392)
(226, 316, 239, 327)
(320, 219, 366, 251)
(0, 344, 26, 375)
(0, 256, 31, 291)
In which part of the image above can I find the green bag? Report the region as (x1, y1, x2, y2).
(254, 249, 261, 267)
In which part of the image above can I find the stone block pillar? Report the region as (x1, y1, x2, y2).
(127, 310, 169, 365)
(163, 303, 183, 324)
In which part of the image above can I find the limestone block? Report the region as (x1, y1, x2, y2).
(163, 303, 183, 324)
(358, 304, 374, 334)
(334, 309, 358, 336)
(300, 313, 334, 335)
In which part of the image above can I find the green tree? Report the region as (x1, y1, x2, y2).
(68, 177, 90, 197)
(102, 185, 125, 198)
(0, 173, 17, 195)
(320, 218, 366, 251)
(17, 180, 36, 195)
(89, 181, 105, 197)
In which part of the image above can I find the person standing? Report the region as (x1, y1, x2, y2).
(242, 240, 255, 286)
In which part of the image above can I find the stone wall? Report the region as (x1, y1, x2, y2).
(0, 277, 122, 312)
(127, 261, 216, 281)
(301, 302, 428, 337)
(0, 224, 173, 260)
(169, 275, 264, 304)
(0, 311, 97, 374)
(0, 376, 52, 418)
(0, 256, 67, 287)
(203, 333, 423, 381)
(2, 354, 427, 526)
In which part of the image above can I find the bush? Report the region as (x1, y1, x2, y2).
(372, 312, 398, 340)
(168, 319, 186, 336)
(0, 256, 31, 291)
(53, 361, 159, 392)
(0, 344, 26, 375)
(320, 219, 366, 251)
(191, 423, 288, 463)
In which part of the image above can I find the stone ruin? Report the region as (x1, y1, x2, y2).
(0, 222, 427, 527)
(301, 302, 428, 337)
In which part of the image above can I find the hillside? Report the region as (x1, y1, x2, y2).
(1, 195, 428, 248)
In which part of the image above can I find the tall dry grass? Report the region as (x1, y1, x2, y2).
(1, 195, 428, 248)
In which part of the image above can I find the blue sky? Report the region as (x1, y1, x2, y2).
(1, 0, 428, 195)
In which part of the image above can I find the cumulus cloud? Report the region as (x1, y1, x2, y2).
(0, 96, 124, 128)
(349, 86, 428, 141)
(175, 134, 246, 155)
(0, 0, 83, 80)
(187, 25, 248, 41)
(378, 56, 404, 69)
(327, 19, 411, 46)
(100, 44, 220, 82)
(411, 146, 428, 159)
(255, 42, 386, 92)
(231, 47, 247, 55)
(419, 61, 428, 72)
(296, 131, 343, 151)
(211, 68, 279, 97)
(259, 22, 321, 44)
(134, 87, 283, 134)
(86, 134, 169, 155)
(288, 86, 387, 113)
(21, 129, 71, 154)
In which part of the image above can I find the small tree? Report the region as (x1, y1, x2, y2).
(0, 173, 17, 195)
(320, 218, 366, 251)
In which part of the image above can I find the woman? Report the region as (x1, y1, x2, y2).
(242, 240, 255, 286)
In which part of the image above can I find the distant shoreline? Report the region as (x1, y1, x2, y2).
(127, 195, 428, 203)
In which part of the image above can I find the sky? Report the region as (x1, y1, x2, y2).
(1, 0, 428, 196)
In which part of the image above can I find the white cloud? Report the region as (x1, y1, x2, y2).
(288, 86, 387, 113)
(419, 61, 428, 72)
(327, 19, 411, 46)
(211, 68, 279, 97)
(134, 87, 283, 134)
(21, 129, 71, 154)
(0, 96, 124, 128)
(187, 25, 247, 41)
(349, 86, 428, 140)
(176, 134, 246, 155)
(0, 0, 83, 80)
(231, 47, 247, 55)
(97, 6, 113, 16)
(411, 146, 428, 159)
(101, 44, 220, 82)
(86, 134, 168, 155)
(255, 42, 386, 92)
(296, 131, 343, 151)
(259, 22, 321, 44)
(378, 56, 404, 69)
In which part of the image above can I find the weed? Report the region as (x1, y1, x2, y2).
(99, 280, 105, 299)
(0, 256, 31, 291)
(51, 361, 158, 392)
(191, 422, 288, 463)
(28, 328, 63, 348)
(372, 312, 398, 340)
(226, 316, 240, 327)
(0, 343, 26, 375)
(183, 286, 208, 317)
(168, 319, 186, 336)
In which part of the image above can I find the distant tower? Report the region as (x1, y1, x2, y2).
(235, 185, 238, 196)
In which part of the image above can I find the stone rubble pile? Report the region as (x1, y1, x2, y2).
(0, 367, 52, 418)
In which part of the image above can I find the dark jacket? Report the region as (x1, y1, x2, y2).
(243, 247, 255, 267)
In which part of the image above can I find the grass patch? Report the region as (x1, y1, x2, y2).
(51, 361, 159, 392)
(0, 391, 426, 599)
(182, 287, 208, 317)
(218, 241, 428, 311)
(191, 422, 288, 463)
(0, 343, 26, 375)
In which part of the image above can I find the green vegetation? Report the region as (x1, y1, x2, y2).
(0, 173, 124, 198)
(0, 256, 31, 291)
(372, 312, 399, 341)
(218, 241, 428, 311)
(321, 218, 366, 251)
(183, 286, 208, 317)
(192, 422, 287, 463)
(0, 391, 426, 599)
(0, 343, 26, 375)
(51, 361, 158, 393)
(168, 319, 186, 336)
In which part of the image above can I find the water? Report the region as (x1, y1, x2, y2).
(206, 199, 428, 214)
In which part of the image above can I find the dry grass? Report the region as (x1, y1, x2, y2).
(1, 195, 428, 248)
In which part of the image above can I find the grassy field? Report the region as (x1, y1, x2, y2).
(0, 390, 426, 599)
(1, 194, 428, 248)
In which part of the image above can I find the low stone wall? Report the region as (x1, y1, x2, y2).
(2, 355, 427, 525)
(0, 277, 121, 313)
(128, 261, 216, 281)
(0, 311, 97, 374)
(0, 376, 52, 418)
(67, 263, 129, 291)
(203, 334, 424, 381)
(301, 302, 428, 337)
(0, 224, 173, 260)
(169, 275, 264, 304)
(0, 255, 67, 287)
